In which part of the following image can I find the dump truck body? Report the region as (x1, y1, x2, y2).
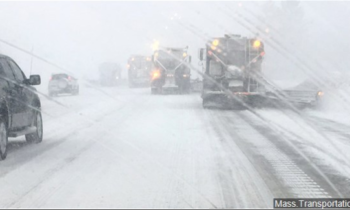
(151, 47, 191, 94)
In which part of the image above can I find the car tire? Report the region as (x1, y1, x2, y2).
(25, 111, 43, 144)
(0, 120, 8, 160)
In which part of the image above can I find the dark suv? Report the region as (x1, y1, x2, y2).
(0, 54, 42, 160)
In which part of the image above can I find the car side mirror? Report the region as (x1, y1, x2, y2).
(189, 56, 192, 64)
(28, 75, 41, 85)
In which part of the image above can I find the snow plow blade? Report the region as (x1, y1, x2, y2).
(202, 91, 266, 109)
(202, 89, 322, 109)
(265, 89, 323, 109)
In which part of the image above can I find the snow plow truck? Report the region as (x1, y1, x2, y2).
(127, 55, 152, 88)
(200, 34, 323, 109)
(151, 47, 191, 94)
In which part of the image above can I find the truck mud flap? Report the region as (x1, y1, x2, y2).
(265, 90, 321, 110)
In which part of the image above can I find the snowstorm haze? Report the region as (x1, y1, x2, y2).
(0, 1, 349, 90)
(3, 1, 350, 208)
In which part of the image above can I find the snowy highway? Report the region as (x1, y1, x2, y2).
(1, 1, 350, 209)
(0, 84, 349, 208)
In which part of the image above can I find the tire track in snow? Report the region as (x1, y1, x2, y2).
(20, 93, 205, 208)
(100, 94, 217, 208)
(262, 113, 350, 198)
(5, 141, 96, 208)
(0, 91, 154, 207)
(103, 94, 221, 208)
(233, 111, 341, 198)
(308, 116, 350, 144)
(1, 96, 136, 176)
(204, 109, 273, 208)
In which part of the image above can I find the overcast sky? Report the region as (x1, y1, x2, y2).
(0, 1, 349, 89)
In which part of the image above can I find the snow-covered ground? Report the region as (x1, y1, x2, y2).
(0, 83, 350, 208)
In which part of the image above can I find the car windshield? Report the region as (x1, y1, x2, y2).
(1, 1, 350, 209)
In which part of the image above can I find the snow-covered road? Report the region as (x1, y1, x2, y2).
(0, 85, 349, 208)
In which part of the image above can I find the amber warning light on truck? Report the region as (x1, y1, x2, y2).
(253, 40, 261, 48)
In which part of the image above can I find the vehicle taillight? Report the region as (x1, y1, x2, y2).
(68, 76, 71, 80)
(49, 77, 52, 81)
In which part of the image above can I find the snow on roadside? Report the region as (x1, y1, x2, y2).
(253, 107, 350, 182)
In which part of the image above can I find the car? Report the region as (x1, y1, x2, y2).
(0, 54, 43, 160)
(48, 73, 79, 96)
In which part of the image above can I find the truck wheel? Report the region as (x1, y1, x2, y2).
(25, 111, 43, 144)
(0, 120, 8, 160)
